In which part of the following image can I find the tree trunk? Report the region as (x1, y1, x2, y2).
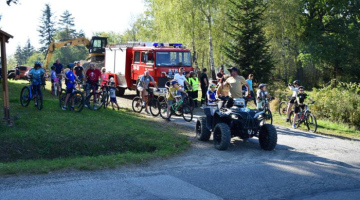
(208, 15, 216, 80)
(191, 10, 198, 69)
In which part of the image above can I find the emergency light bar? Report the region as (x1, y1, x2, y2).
(152, 42, 183, 48)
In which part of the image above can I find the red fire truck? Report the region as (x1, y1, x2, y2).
(104, 42, 193, 96)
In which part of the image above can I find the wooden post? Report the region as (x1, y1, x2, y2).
(1, 35, 10, 123)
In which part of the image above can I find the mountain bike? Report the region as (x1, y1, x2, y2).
(59, 87, 85, 112)
(159, 96, 193, 122)
(257, 97, 274, 125)
(85, 83, 104, 110)
(278, 96, 292, 119)
(289, 102, 317, 132)
(20, 80, 43, 110)
(132, 88, 160, 116)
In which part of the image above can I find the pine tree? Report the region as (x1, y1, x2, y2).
(38, 4, 56, 53)
(223, 0, 274, 82)
(14, 45, 24, 65)
(59, 10, 76, 39)
(22, 39, 35, 61)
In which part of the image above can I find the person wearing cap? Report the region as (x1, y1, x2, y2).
(257, 83, 272, 110)
(74, 61, 84, 90)
(62, 63, 76, 110)
(207, 83, 217, 105)
(225, 67, 250, 99)
(165, 80, 187, 121)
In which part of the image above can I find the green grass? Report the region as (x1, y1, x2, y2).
(0, 80, 190, 175)
(272, 113, 360, 139)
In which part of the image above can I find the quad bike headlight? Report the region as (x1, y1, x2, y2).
(231, 114, 238, 119)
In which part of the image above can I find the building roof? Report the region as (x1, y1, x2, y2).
(0, 29, 13, 42)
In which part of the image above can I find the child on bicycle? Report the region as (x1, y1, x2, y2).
(109, 80, 120, 110)
(166, 80, 187, 121)
(257, 84, 272, 110)
(28, 61, 45, 107)
(292, 86, 314, 129)
(207, 83, 217, 105)
(62, 63, 76, 111)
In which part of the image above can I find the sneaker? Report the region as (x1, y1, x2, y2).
(34, 103, 37, 107)
(62, 106, 67, 110)
(145, 109, 150, 115)
(112, 108, 115, 110)
(70, 106, 74, 111)
(292, 124, 296, 129)
(117, 107, 120, 110)
(286, 118, 290, 122)
(166, 118, 171, 122)
(84, 104, 89, 108)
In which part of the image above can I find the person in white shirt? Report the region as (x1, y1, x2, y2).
(286, 80, 301, 122)
(174, 67, 192, 96)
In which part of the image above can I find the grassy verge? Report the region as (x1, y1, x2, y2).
(272, 113, 360, 139)
(0, 80, 190, 175)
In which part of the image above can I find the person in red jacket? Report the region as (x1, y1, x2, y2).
(85, 63, 101, 105)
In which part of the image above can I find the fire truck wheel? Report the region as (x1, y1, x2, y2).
(116, 87, 126, 96)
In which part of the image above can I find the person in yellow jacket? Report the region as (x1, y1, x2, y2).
(188, 72, 199, 107)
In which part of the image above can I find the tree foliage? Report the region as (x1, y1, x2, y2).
(223, 0, 274, 82)
(59, 10, 76, 39)
(38, 4, 56, 53)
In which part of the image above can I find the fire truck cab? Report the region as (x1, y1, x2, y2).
(104, 42, 193, 96)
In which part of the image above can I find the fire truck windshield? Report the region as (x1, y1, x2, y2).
(156, 51, 191, 67)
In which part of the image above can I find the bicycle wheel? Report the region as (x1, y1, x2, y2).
(102, 91, 109, 109)
(289, 111, 296, 125)
(264, 109, 273, 125)
(86, 93, 102, 110)
(20, 86, 30, 107)
(182, 105, 193, 122)
(183, 96, 195, 111)
(159, 102, 171, 119)
(306, 113, 317, 133)
(132, 96, 143, 113)
(36, 92, 43, 110)
(278, 101, 288, 119)
(149, 98, 160, 117)
(73, 91, 85, 112)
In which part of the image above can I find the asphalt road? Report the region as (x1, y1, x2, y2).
(1, 91, 360, 200)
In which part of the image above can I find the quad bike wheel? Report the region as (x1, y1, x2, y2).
(213, 123, 231, 150)
(259, 124, 277, 151)
(196, 117, 211, 141)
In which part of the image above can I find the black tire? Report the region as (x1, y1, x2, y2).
(20, 86, 30, 107)
(259, 124, 277, 151)
(102, 90, 109, 109)
(289, 111, 295, 125)
(306, 113, 317, 133)
(73, 91, 85, 112)
(278, 101, 288, 119)
(213, 123, 231, 150)
(149, 98, 160, 117)
(196, 117, 211, 141)
(159, 101, 171, 119)
(116, 87, 126, 96)
(8, 72, 15, 79)
(36, 92, 43, 110)
(182, 105, 193, 122)
(183, 96, 195, 111)
(59, 93, 66, 108)
(265, 109, 273, 125)
(86, 93, 103, 110)
(132, 96, 143, 113)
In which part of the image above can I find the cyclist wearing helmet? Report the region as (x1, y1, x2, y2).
(165, 80, 187, 121)
(292, 86, 314, 129)
(28, 61, 45, 106)
(257, 84, 272, 110)
(286, 80, 301, 122)
(207, 83, 217, 105)
(62, 63, 76, 110)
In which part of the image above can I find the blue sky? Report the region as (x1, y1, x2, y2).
(0, 0, 146, 55)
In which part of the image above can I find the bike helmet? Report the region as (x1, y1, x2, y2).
(171, 80, 178, 85)
(299, 86, 305, 90)
(34, 61, 42, 66)
(293, 80, 300, 85)
(209, 83, 217, 88)
(259, 83, 266, 89)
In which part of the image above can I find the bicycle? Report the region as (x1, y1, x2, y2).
(85, 83, 104, 110)
(20, 80, 43, 110)
(257, 97, 274, 125)
(59, 86, 85, 112)
(159, 96, 193, 122)
(278, 96, 292, 119)
(132, 88, 161, 116)
(289, 102, 317, 132)
(100, 82, 110, 109)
